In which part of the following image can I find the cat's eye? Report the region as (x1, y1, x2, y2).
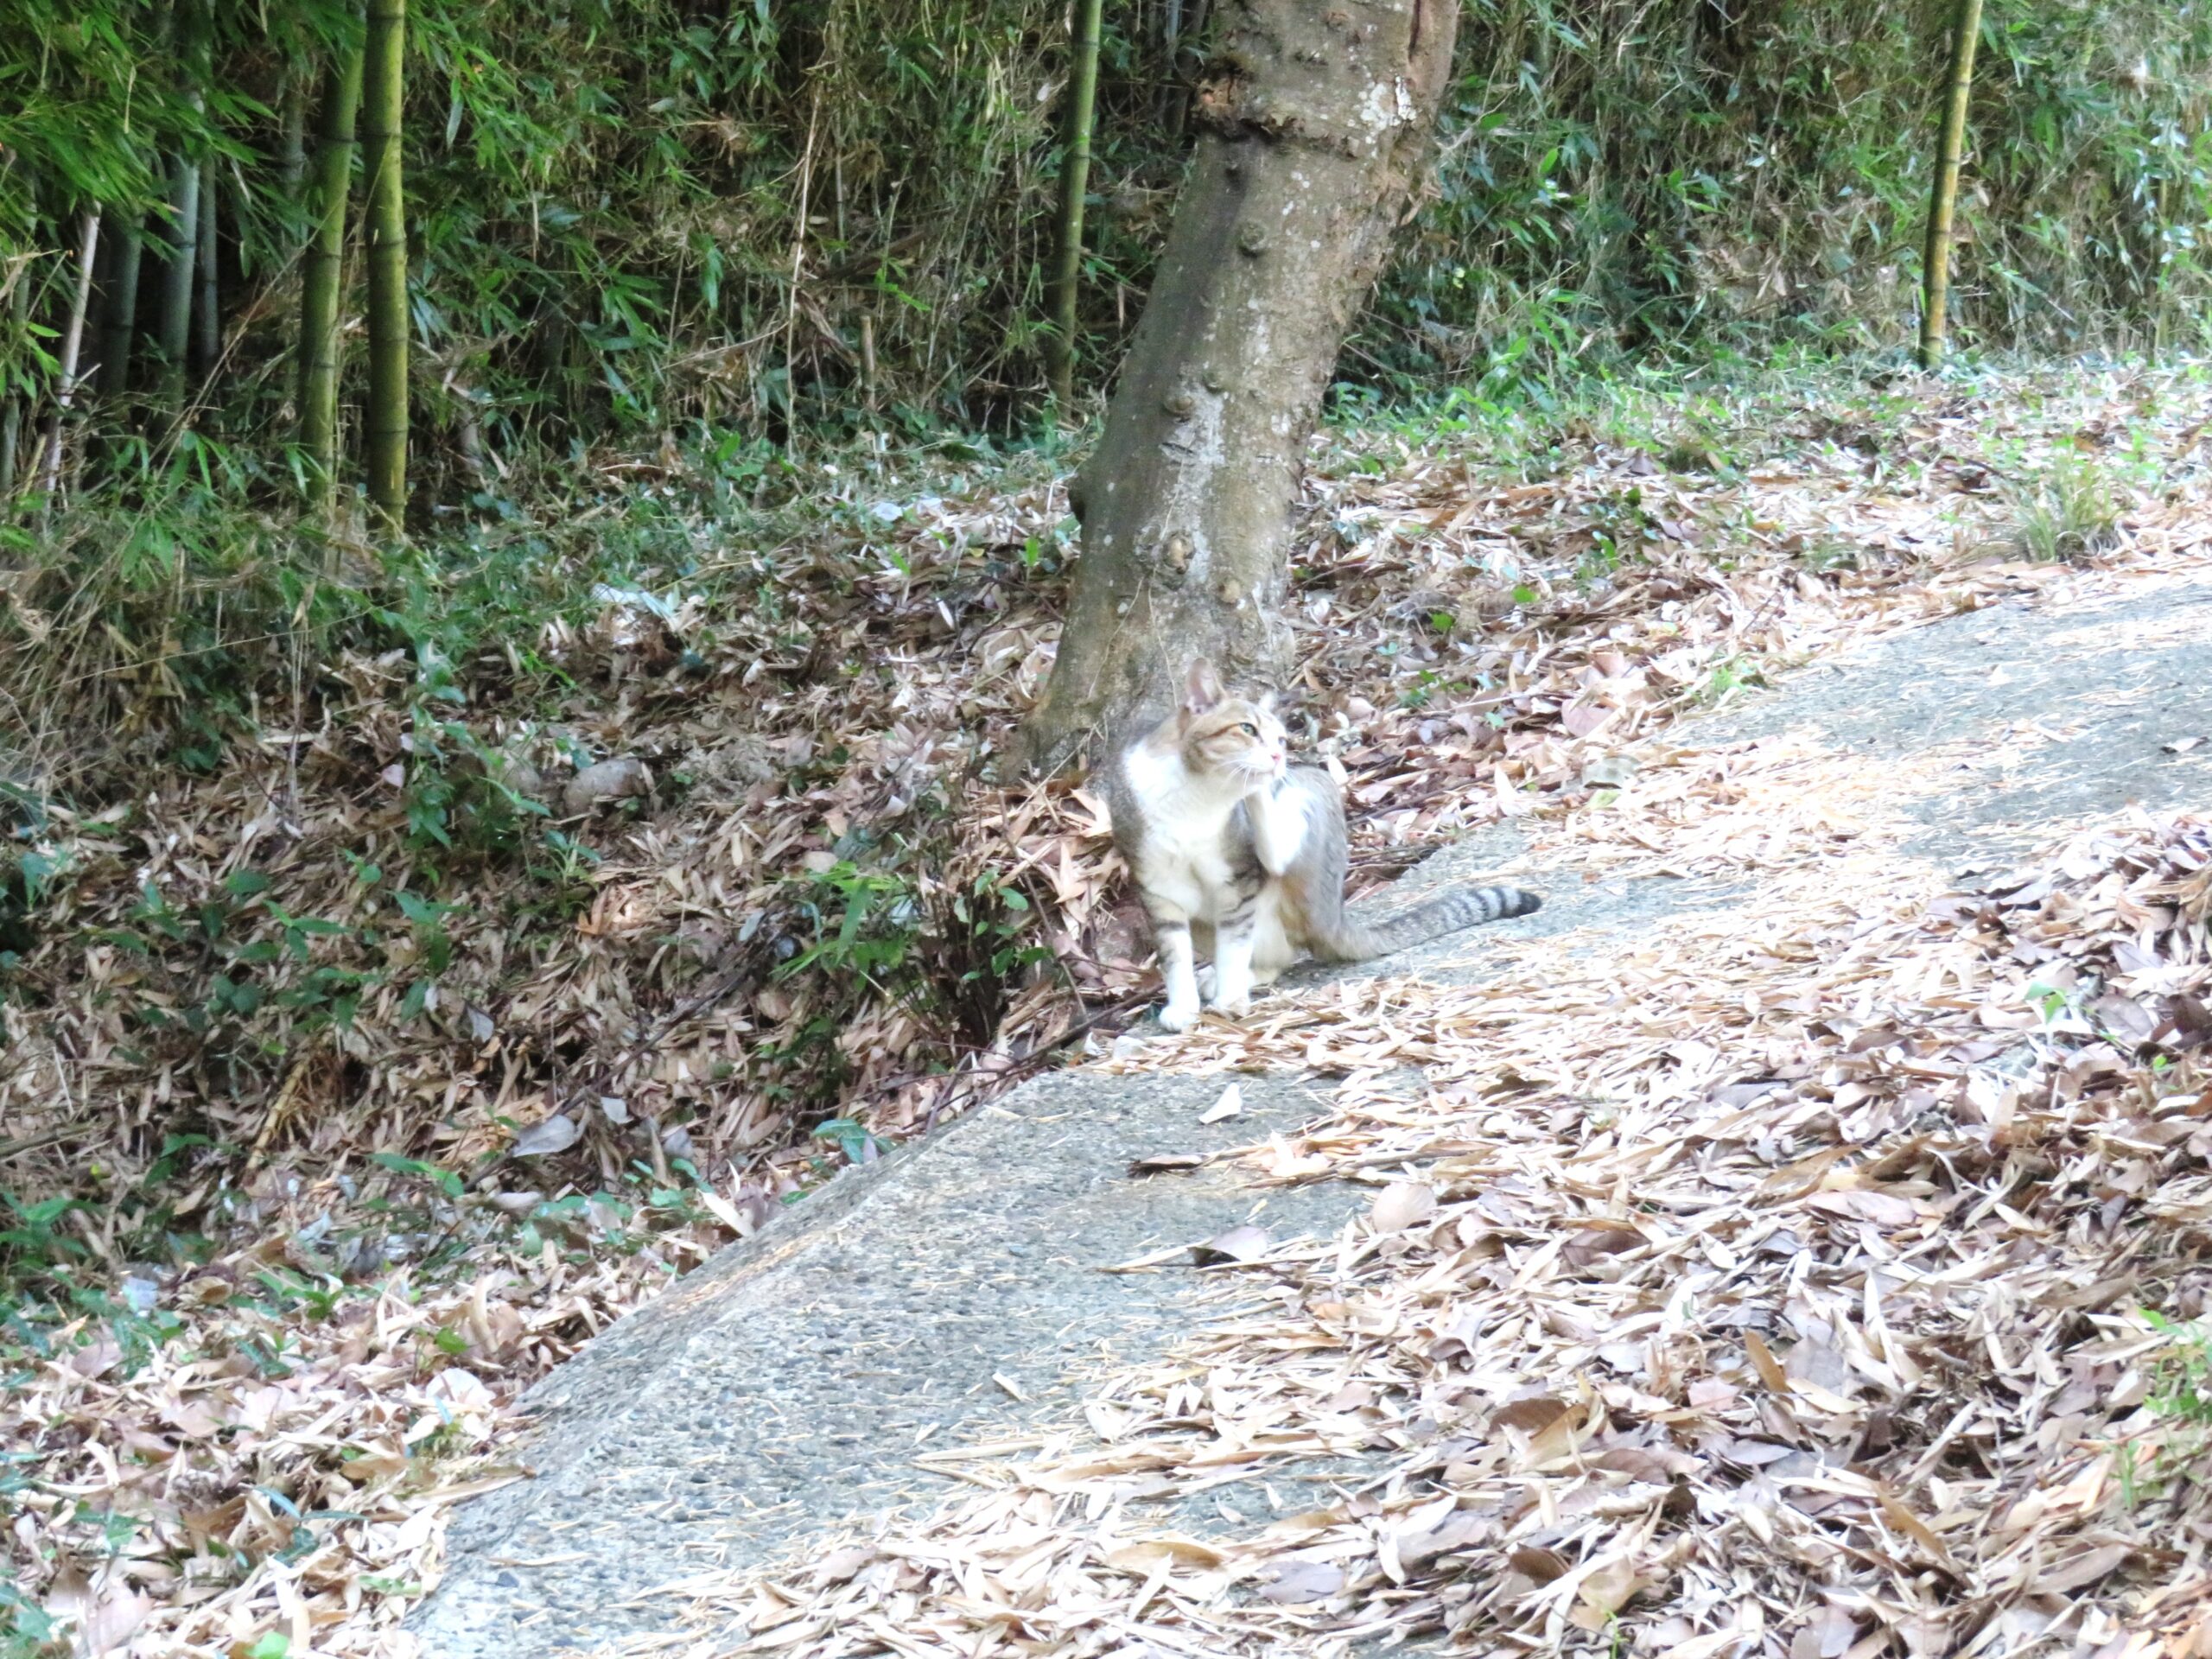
(1239, 721, 1258, 736)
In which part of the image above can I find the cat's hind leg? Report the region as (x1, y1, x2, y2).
(1249, 892, 1297, 987)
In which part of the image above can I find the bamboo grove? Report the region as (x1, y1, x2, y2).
(2, 0, 2212, 527)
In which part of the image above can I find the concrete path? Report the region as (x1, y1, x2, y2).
(411, 562, 2212, 1658)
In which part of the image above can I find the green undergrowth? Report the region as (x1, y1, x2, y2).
(8, 443, 738, 799)
(13, 0, 2212, 467)
(0, 419, 1071, 799)
(1330, 343, 2204, 496)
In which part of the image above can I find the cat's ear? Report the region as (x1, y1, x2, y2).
(1257, 690, 1279, 715)
(1183, 659, 1224, 715)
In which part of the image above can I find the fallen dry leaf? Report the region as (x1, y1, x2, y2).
(1368, 1180, 1437, 1232)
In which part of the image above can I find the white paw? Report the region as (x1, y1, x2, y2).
(1209, 971, 1254, 1017)
(1159, 1000, 1200, 1033)
(1195, 966, 1217, 1001)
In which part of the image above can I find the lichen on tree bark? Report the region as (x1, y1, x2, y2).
(1024, 0, 1458, 767)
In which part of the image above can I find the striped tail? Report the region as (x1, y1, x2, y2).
(1311, 884, 1542, 963)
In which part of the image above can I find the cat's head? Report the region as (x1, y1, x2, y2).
(1177, 659, 1287, 785)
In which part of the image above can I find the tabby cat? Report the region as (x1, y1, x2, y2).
(1105, 660, 1542, 1030)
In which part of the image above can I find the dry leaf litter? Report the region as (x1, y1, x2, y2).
(629, 797, 2212, 1659)
(9, 363, 2212, 1656)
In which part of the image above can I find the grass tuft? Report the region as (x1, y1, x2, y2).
(2010, 453, 2124, 563)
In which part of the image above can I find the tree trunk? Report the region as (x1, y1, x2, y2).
(37, 211, 102, 512)
(300, 35, 365, 507)
(1918, 0, 1983, 371)
(1024, 0, 1459, 765)
(195, 162, 220, 371)
(1045, 0, 1105, 410)
(363, 0, 409, 533)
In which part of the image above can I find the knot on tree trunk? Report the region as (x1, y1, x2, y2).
(1190, 0, 1430, 156)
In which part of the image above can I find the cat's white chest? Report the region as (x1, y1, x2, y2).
(1143, 833, 1238, 914)
(1121, 744, 1243, 917)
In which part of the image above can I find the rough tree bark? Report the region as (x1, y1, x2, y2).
(1023, 0, 1459, 766)
(1918, 0, 1982, 371)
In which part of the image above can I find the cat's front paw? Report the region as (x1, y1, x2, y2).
(1158, 999, 1200, 1033)
(1211, 993, 1251, 1019)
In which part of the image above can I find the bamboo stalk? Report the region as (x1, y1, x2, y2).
(300, 35, 365, 507)
(0, 156, 22, 495)
(362, 0, 409, 533)
(1161, 0, 1184, 124)
(37, 211, 102, 512)
(0, 154, 17, 497)
(1175, 0, 1212, 133)
(780, 87, 820, 448)
(98, 0, 170, 407)
(1919, 0, 1984, 371)
(0, 253, 31, 498)
(156, 0, 207, 415)
(1, 271, 28, 497)
(1045, 0, 1105, 413)
(195, 161, 219, 370)
(98, 217, 145, 401)
(156, 149, 200, 412)
(279, 67, 309, 200)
